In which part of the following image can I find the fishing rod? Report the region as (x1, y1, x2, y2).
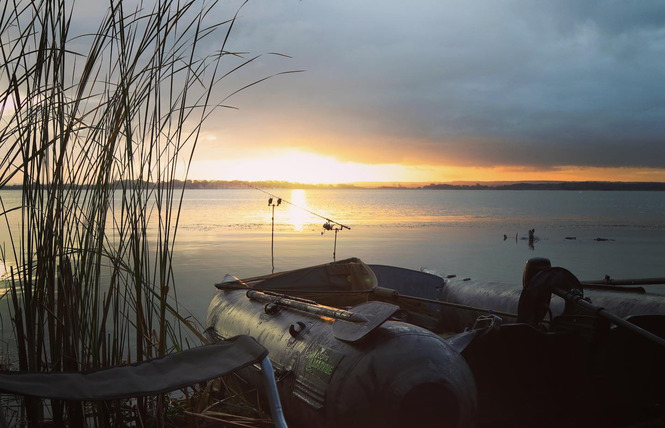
(250, 184, 351, 262)
(249, 185, 351, 231)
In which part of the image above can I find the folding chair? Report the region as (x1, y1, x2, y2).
(0, 335, 287, 427)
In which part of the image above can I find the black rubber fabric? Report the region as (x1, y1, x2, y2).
(0, 335, 267, 401)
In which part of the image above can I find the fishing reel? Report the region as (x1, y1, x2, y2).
(322, 220, 342, 232)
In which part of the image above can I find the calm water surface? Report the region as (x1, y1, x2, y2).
(169, 189, 665, 316)
(2, 189, 665, 319)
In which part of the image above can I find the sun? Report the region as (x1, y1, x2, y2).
(185, 150, 410, 184)
(183, 147, 665, 185)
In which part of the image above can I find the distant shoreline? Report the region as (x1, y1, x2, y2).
(418, 182, 665, 191)
(4, 180, 665, 191)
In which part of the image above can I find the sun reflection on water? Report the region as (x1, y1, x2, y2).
(287, 189, 309, 231)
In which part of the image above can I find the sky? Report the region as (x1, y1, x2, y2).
(91, 1, 665, 183)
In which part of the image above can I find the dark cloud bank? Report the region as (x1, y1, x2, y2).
(214, 0, 665, 170)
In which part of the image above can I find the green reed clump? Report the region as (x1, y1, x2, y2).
(0, 0, 290, 425)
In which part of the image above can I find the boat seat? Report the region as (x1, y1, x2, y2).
(0, 335, 287, 428)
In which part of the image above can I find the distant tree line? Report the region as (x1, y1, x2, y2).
(181, 179, 361, 189)
(1, 180, 361, 190)
(420, 182, 665, 191)
(3, 180, 664, 191)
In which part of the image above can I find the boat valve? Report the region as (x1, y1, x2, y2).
(289, 321, 307, 338)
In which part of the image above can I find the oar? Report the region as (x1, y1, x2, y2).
(221, 283, 521, 320)
(331, 301, 400, 342)
(218, 274, 251, 288)
(245, 290, 399, 342)
(581, 277, 665, 286)
(246, 289, 368, 322)
(552, 286, 665, 349)
(372, 287, 519, 320)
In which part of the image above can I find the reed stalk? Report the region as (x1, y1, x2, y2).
(0, 0, 289, 425)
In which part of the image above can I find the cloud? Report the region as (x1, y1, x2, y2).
(168, 0, 665, 171)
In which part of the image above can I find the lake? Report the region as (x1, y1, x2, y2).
(166, 188, 665, 317)
(2, 188, 665, 319)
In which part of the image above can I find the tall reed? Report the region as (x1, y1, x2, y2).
(0, 0, 287, 425)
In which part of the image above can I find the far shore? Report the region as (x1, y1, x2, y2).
(4, 180, 665, 191)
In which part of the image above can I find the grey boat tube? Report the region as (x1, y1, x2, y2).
(435, 276, 665, 333)
(206, 288, 478, 428)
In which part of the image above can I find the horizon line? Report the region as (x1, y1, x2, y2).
(4, 179, 665, 190)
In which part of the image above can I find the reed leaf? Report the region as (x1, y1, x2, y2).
(0, 0, 291, 424)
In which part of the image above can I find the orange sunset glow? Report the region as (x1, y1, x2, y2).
(177, 1, 665, 186)
(184, 150, 665, 185)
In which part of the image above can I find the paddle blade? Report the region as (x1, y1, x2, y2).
(333, 301, 399, 342)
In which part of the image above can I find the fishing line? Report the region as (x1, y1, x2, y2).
(249, 185, 351, 230)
